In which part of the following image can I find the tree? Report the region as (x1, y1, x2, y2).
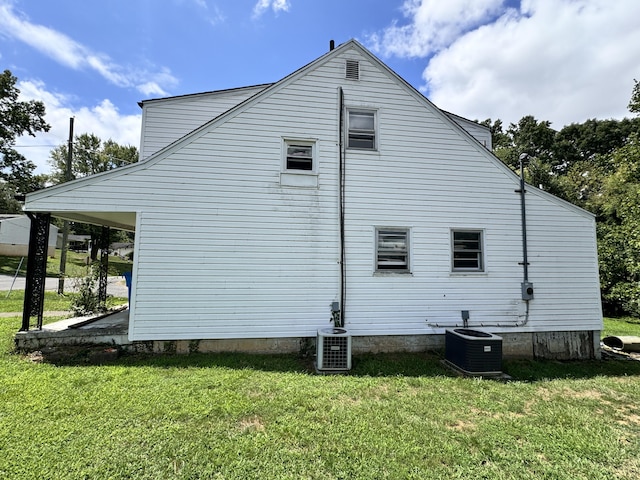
(49, 133, 138, 183)
(591, 135, 640, 316)
(629, 79, 640, 114)
(0, 70, 50, 210)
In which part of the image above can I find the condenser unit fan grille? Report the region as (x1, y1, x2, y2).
(322, 336, 349, 369)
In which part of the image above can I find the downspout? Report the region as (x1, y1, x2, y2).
(338, 86, 346, 328)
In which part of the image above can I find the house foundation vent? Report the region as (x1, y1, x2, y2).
(316, 328, 352, 372)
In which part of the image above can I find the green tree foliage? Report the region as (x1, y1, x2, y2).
(595, 136, 640, 316)
(483, 115, 563, 195)
(629, 79, 640, 114)
(0, 70, 50, 212)
(49, 133, 138, 183)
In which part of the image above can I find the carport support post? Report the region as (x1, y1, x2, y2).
(21, 213, 51, 331)
(98, 226, 110, 305)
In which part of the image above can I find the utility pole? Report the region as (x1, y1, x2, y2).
(57, 117, 74, 294)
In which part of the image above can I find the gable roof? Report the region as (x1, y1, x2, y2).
(25, 39, 593, 220)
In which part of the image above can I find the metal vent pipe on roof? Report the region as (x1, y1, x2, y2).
(330, 39, 335, 51)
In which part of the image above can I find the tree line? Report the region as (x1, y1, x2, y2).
(1, 69, 639, 316)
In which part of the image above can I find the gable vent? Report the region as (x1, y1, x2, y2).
(345, 60, 359, 80)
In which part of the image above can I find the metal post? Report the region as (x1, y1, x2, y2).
(21, 213, 51, 331)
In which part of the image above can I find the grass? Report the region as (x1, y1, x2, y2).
(1, 290, 128, 316)
(0, 250, 132, 278)
(1, 306, 640, 479)
(603, 316, 640, 338)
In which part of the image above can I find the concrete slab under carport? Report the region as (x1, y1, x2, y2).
(14, 308, 130, 351)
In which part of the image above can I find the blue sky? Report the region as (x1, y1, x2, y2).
(2, 0, 639, 173)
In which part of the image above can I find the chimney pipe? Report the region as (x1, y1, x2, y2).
(330, 39, 335, 51)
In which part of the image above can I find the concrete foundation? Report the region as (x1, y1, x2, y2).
(14, 313, 600, 360)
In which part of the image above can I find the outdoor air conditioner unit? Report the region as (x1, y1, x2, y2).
(445, 328, 503, 376)
(316, 327, 352, 372)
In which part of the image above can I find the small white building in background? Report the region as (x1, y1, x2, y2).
(23, 40, 602, 358)
(0, 215, 57, 257)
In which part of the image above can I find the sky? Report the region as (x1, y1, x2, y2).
(2, 0, 639, 174)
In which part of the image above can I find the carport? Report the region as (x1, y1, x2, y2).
(20, 209, 136, 332)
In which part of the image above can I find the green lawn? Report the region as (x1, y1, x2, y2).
(0, 250, 132, 278)
(1, 308, 639, 479)
(2, 290, 128, 316)
(603, 316, 640, 338)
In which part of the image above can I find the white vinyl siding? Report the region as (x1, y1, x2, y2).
(139, 85, 269, 160)
(25, 43, 602, 342)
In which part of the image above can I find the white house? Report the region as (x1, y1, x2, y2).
(22, 40, 602, 359)
(0, 215, 57, 257)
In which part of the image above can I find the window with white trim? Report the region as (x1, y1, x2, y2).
(284, 141, 315, 172)
(452, 230, 484, 272)
(376, 228, 410, 272)
(348, 110, 376, 150)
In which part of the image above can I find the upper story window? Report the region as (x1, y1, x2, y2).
(376, 228, 410, 273)
(281, 139, 318, 187)
(286, 143, 313, 171)
(348, 110, 376, 150)
(452, 230, 484, 272)
(284, 140, 315, 172)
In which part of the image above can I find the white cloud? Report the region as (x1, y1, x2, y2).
(252, 0, 291, 18)
(372, 0, 506, 57)
(14, 80, 141, 175)
(371, 0, 640, 128)
(0, 2, 178, 96)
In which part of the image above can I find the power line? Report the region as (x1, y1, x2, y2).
(13, 144, 60, 148)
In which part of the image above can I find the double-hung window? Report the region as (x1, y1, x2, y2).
(348, 110, 376, 150)
(452, 230, 484, 272)
(285, 142, 314, 171)
(376, 228, 410, 272)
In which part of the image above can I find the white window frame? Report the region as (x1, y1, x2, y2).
(282, 139, 317, 174)
(375, 227, 411, 273)
(347, 109, 377, 150)
(451, 229, 485, 272)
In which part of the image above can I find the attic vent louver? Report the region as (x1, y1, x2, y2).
(345, 60, 359, 80)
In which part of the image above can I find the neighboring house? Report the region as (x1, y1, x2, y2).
(56, 233, 91, 252)
(22, 40, 602, 358)
(0, 215, 57, 257)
